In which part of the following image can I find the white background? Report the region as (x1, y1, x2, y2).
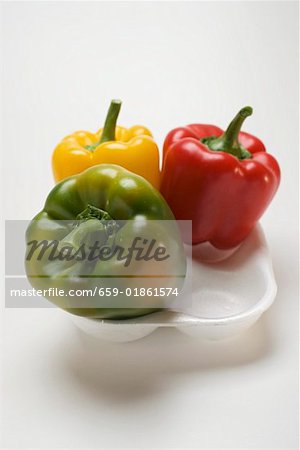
(1, 1, 299, 449)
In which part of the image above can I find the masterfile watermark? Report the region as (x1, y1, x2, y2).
(5, 219, 192, 309)
(26, 236, 170, 267)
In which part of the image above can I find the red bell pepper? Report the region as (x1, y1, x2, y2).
(161, 107, 280, 249)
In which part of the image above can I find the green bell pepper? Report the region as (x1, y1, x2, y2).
(25, 164, 186, 319)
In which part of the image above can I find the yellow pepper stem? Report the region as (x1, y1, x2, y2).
(85, 99, 122, 151)
(99, 99, 122, 144)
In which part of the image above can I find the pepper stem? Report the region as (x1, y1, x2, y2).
(201, 106, 253, 160)
(223, 106, 253, 148)
(99, 99, 122, 144)
(74, 205, 119, 246)
(76, 205, 114, 222)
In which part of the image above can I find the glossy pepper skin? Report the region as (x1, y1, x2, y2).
(52, 100, 160, 189)
(26, 165, 186, 319)
(161, 107, 280, 249)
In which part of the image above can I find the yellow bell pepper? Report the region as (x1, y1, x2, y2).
(52, 100, 160, 189)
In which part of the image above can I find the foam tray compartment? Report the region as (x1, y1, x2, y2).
(71, 224, 277, 342)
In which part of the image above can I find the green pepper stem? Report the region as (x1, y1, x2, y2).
(76, 205, 113, 222)
(74, 205, 119, 246)
(99, 99, 122, 144)
(222, 106, 253, 148)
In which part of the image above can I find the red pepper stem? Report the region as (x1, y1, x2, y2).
(222, 106, 253, 148)
(99, 99, 122, 144)
(201, 106, 253, 159)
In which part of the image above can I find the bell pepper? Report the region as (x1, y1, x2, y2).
(52, 100, 160, 189)
(161, 106, 280, 249)
(25, 164, 186, 319)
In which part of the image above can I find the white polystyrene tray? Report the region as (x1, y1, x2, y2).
(70, 224, 277, 342)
